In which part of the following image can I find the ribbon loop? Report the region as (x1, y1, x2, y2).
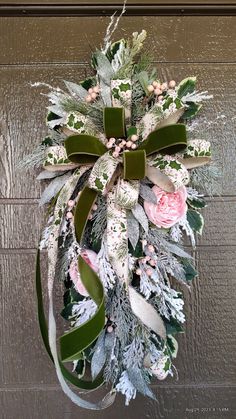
(103, 107, 126, 138)
(138, 124, 187, 156)
(60, 256, 105, 363)
(65, 134, 107, 164)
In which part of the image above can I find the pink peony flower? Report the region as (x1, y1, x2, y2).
(144, 185, 187, 228)
(69, 249, 98, 296)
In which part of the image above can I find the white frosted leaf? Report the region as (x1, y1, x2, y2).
(64, 80, 88, 99)
(131, 203, 149, 233)
(127, 212, 140, 250)
(39, 172, 72, 206)
(91, 330, 106, 380)
(139, 183, 157, 204)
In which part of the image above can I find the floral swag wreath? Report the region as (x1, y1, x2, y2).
(25, 14, 217, 410)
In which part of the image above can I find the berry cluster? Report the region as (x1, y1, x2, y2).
(136, 241, 156, 277)
(85, 85, 100, 103)
(147, 79, 176, 102)
(106, 134, 139, 158)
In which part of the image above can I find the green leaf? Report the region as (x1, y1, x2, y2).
(187, 197, 206, 209)
(60, 302, 75, 320)
(80, 77, 95, 90)
(46, 111, 61, 122)
(127, 126, 137, 137)
(177, 76, 196, 99)
(182, 260, 198, 282)
(183, 102, 202, 119)
(42, 137, 53, 146)
(163, 96, 173, 110)
(165, 318, 184, 335)
(132, 240, 143, 258)
(187, 209, 204, 235)
(75, 359, 86, 378)
(137, 71, 150, 94)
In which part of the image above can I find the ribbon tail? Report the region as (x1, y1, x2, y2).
(129, 286, 166, 340)
(36, 169, 115, 408)
(106, 186, 129, 287)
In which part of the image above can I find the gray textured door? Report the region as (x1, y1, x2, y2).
(0, 8, 236, 419)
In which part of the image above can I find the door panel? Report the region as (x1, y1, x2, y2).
(0, 10, 235, 419)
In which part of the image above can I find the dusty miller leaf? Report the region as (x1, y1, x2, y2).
(91, 330, 106, 380)
(127, 212, 140, 250)
(132, 203, 149, 233)
(163, 240, 193, 259)
(139, 183, 157, 204)
(39, 172, 72, 206)
(64, 80, 88, 100)
(37, 170, 68, 180)
(127, 367, 156, 400)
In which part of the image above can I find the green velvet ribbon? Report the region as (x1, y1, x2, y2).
(59, 186, 106, 364)
(123, 150, 146, 180)
(36, 249, 104, 389)
(103, 107, 126, 138)
(138, 123, 187, 156)
(60, 256, 105, 362)
(65, 134, 107, 164)
(64, 115, 187, 180)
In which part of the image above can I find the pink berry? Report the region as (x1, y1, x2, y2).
(66, 211, 73, 219)
(106, 142, 113, 149)
(154, 88, 162, 96)
(121, 140, 127, 146)
(136, 268, 142, 275)
(161, 82, 168, 90)
(88, 213, 93, 220)
(131, 134, 138, 142)
(88, 87, 93, 94)
(92, 204, 98, 211)
(85, 95, 92, 103)
(149, 259, 156, 266)
(68, 200, 75, 208)
(148, 245, 155, 253)
(93, 85, 100, 93)
(107, 325, 113, 333)
(158, 95, 164, 102)
(115, 146, 121, 153)
(169, 80, 176, 88)
(142, 239, 147, 246)
(146, 268, 153, 277)
(126, 141, 132, 148)
(145, 255, 151, 262)
(152, 81, 159, 88)
(131, 143, 137, 150)
(91, 92, 97, 100)
(112, 151, 119, 158)
(147, 84, 154, 92)
(109, 137, 116, 144)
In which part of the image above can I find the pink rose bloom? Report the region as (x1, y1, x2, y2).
(144, 185, 187, 228)
(69, 249, 98, 296)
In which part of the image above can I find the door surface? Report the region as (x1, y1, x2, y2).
(0, 3, 236, 418)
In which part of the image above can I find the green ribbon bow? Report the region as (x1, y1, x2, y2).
(59, 108, 187, 360)
(36, 106, 187, 390)
(65, 107, 187, 181)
